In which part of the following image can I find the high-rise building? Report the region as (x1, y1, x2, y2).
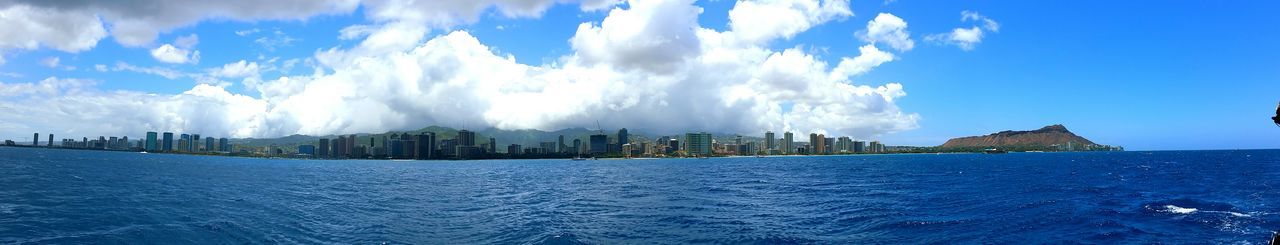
(854, 140, 866, 153)
(488, 138, 496, 154)
(318, 138, 330, 158)
(808, 133, 819, 155)
(415, 132, 435, 160)
(298, 145, 316, 157)
(508, 144, 522, 155)
(162, 132, 174, 152)
(558, 135, 566, 153)
(457, 130, 476, 146)
(783, 132, 794, 154)
(205, 137, 215, 153)
(824, 137, 834, 154)
(588, 134, 608, 155)
(191, 134, 201, 152)
(336, 135, 347, 158)
(617, 128, 629, 148)
(218, 138, 230, 152)
(346, 134, 356, 158)
(145, 132, 158, 151)
(764, 131, 775, 153)
(685, 132, 713, 156)
(667, 138, 679, 154)
(47, 134, 53, 147)
(572, 138, 582, 155)
(33, 133, 38, 146)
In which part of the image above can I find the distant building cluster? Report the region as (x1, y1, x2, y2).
(7, 128, 892, 159)
(7, 132, 230, 153)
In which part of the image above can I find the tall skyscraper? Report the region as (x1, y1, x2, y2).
(336, 135, 347, 158)
(824, 137, 834, 154)
(783, 132, 794, 154)
(415, 132, 435, 160)
(32, 133, 38, 146)
(346, 134, 356, 158)
(47, 134, 53, 147)
(205, 137, 215, 153)
(558, 135, 565, 153)
(589, 134, 608, 155)
(191, 134, 201, 152)
(808, 133, 818, 155)
(617, 128, 629, 147)
(145, 132, 158, 151)
(318, 138, 330, 158)
(488, 138, 496, 154)
(765, 131, 775, 153)
(162, 132, 174, 152)
(456, 130, 476, 146)
(572, 138, 582, 155)
(218, 138, 230, 152)
(685, 132, 713, 156)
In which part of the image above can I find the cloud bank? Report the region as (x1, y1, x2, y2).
(0, 0, 920, 141)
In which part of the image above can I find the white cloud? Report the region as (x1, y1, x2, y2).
(725, 0, 852, 45)
(209, 60, 261, 78)
(0, 4, 107, 54)
(234, 28, 261, 36)
(927, 10, 999, 51)
(112, 62, 186, 79)
(94, 64, 107, 72)
(174, 34, 199, 49)
(925, 27, 983, 51)
(253, 30, 298, 51)
(858, 13, 914, 52)
(0, 0, 921, 141)
(150, 44, 200, 64)
(39, 56, 59, 68)
(961, 10, 999, 32)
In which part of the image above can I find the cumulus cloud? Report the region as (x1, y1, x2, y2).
(926, 10, 999, 51)
(0, 0, 921, 142)
(725, 0, 852, 45)
(858, 13, 914, 52)
(150, 44, 200, 64)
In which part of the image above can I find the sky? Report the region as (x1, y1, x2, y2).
(0, 0, 1276, 151)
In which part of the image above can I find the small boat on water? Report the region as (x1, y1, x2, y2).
(572, 156, 587, 161)
(982, 148, 1007, 154)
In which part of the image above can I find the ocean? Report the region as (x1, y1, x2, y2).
(1, 147, 1277, 244)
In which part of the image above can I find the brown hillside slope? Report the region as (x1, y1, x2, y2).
(940, 124, 1095, 148)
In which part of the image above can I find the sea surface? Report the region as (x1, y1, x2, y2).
(1, 147, 1278, 244)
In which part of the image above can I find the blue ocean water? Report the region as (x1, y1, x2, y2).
(1, 147, 1278, 244)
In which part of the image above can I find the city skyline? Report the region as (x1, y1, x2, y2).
(0, 1, 1276, 151)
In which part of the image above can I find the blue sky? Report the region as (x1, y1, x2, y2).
(0, 0, 1276, 150)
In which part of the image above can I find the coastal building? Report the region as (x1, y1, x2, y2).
(219, 138, 230, 152)
(765, 131, 775, 154)
(298, 145, 316, 157)
(558, 135, 566, 153)
(685, 132, 713, 156)
(318, 139, 330, 158)
(145, 132, 158, 151)
(854, 140, 866, 153)
(191, 134, 201, 152)
(162, 132, 174, 152)
(617, 128, 629, 149)
(508, 144, 522, 155)
(783, 132, 793, 154)
(47, 134, 53, 147)
(589, 134, 608, 155)
(572, 138, 582, 155)
(824, 137, 834, 154)
(335, 135, 347, 158)
(415, 132, 435, 160)
(32, 133, 38, 146)
(205, 137, 215, 153)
